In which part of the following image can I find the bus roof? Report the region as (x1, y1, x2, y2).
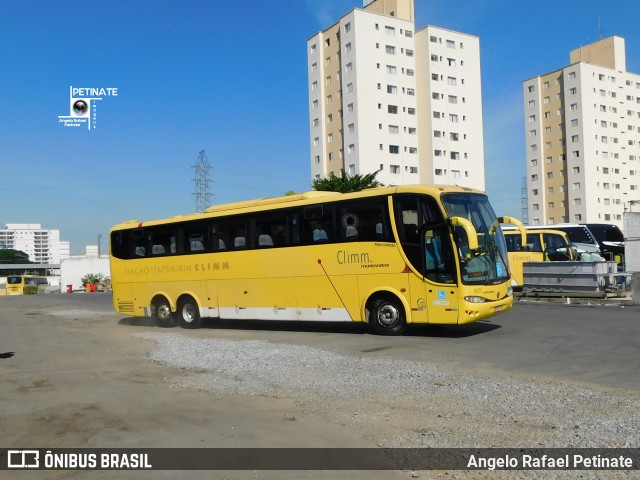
(110, 184, 485, 231)
(502, 227, 570, 237)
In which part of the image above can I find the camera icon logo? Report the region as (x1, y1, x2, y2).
(73, 100, 89, 116)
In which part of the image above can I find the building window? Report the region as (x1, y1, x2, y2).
(447, 77, 457, 86)
(385, 45, 396, 54)
(389, 125, 399, 134)
(390, 165, 400, 174)
(388, 105, 398, 114)
(344, 22, 351, 33)
(389, 145, 399, 154)
(386, 65, 397, 74)
(387, 85, 397, 94)
(446, 39, 455, 48)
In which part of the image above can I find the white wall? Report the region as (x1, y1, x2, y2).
(60, 257, 110, 292)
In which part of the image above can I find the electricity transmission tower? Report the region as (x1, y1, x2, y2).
(192, 150, 212, 212)
(521, 176, 529, 225)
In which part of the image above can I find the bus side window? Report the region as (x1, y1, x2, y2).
(182, 222, 209, 254)
(303, 204, 335, 245)
(339, 198, 391, 242)
(151, 228, 177, 256)
(253, 212, 289, 248)
(218, 218, 247, 251)
(132, 229, 146, 257)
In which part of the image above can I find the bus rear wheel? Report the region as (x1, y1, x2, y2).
(369, 295, 406, 336)
(152, 297, 175, 328)
(178, 297, 201, 329)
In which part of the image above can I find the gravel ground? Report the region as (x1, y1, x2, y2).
(135, 332, 639, 478)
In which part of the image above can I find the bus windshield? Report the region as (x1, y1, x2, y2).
(7, 276, 22, 285)
(442, 193, 510, 285)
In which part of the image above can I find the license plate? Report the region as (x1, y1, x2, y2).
(495, 305, 503, 312)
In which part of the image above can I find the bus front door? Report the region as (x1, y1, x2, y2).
(423, 226, 459, 325)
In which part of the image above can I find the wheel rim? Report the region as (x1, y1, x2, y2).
(377, 303, 400, 327)
(182, 303, 197, 323)
(157, 304, 171, 321)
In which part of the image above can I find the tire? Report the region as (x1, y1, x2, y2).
(369, 296, 406, 335)
(152, 297, 175, 328)
(178, 297, 201, 329)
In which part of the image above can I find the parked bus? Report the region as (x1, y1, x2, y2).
(5, 275, 49, 295)
(581, 223, 625, 267)
(502, 228, 575, 289)
(109, 186, 514, 335)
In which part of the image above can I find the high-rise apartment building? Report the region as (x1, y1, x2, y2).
(523, 36, 640, 227)
(307, 0, 485, 190)
(0, 223, 70, 264)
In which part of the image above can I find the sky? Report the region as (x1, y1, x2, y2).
(2, 0, 640, 254)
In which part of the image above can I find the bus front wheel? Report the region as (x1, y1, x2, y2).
(178, 297, 201, 329)
(369, 295, 406, 336)
(152, 297, 175, 328)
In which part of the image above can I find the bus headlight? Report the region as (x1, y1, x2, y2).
(507, 286, 513, 297)
(464, 296, 486, 303)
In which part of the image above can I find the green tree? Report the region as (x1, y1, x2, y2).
(81, 273, 105, 286)
(312, 169, 382, 193)
(0, 249, 31, 264)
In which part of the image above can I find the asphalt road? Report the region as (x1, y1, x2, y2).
(1, 294, 638, 479)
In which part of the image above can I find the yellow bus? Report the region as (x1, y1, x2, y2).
(5, 275, 49, 295)
(109, 186, 514, 335)
(503, 228, 575, 289)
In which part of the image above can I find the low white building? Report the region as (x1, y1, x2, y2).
(60, 253, 110, 292)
